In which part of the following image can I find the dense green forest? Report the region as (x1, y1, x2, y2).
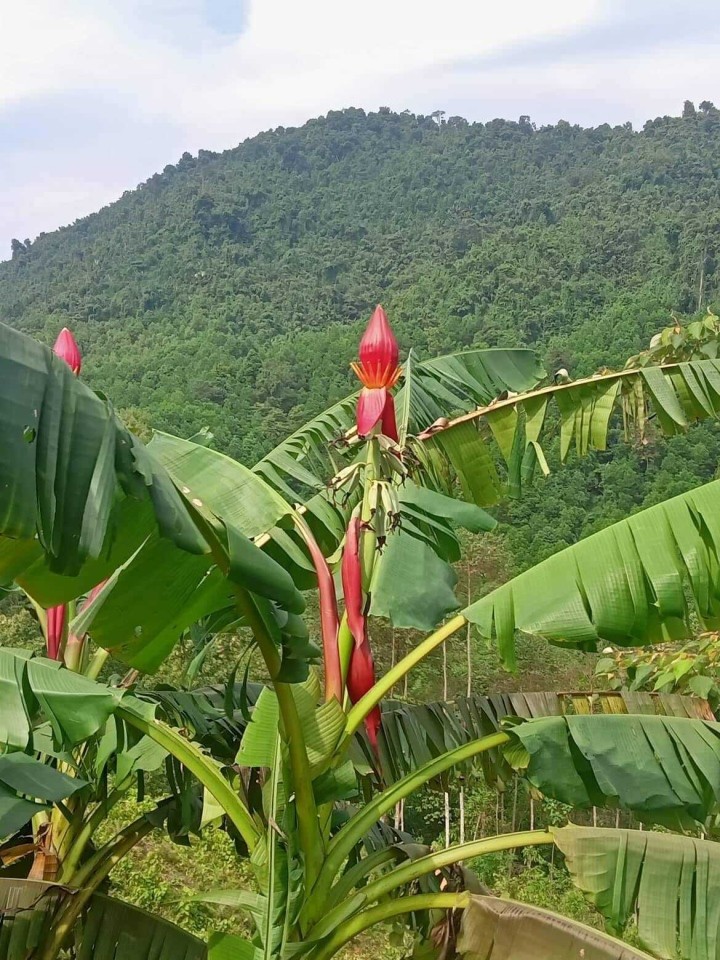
(3, 100, 720, 576)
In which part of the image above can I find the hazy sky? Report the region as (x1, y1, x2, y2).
(1, 0, 719, 255)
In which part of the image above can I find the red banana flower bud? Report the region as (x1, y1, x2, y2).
(347, 634, 382, 752)
(351, 306, 401, 441)
(46, 604, 66, 660)
(352, 305, 400, 388)
(295, 521, 342, 702)
(342, 517, 366, 649)
(53, 327, 82, 375)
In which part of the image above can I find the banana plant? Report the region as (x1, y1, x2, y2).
(132, 311, 720, 960)
(4, 312, 720, 960)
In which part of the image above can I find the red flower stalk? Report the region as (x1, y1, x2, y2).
(46, 605, 66, 661)
(341, 515, 382, 750)
(295, 520, 342, 702)
(347, 634, 382, 752)
(351, 306, 401, 441)
(46, 327, 82, 659)
(342, 517, 366, 649)
(53, 327, 82, 375)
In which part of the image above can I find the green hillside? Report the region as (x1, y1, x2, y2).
(4, 102, 720, 569)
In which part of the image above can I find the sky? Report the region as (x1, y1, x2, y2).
(1, 0, 719, 255)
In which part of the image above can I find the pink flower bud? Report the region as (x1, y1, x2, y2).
(358, 305, 398, 383)
(53, 327, 82, 375)
(351, 305, 401, 390)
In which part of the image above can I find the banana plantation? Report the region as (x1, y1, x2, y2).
(3, 306, 720, 959)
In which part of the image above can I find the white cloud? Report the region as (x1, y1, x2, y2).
(0, 0, 718, 251)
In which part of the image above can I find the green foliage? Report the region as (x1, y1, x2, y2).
(465, 476, 720, 666)
(4, 106, 720, 577)
(99, 797, 254, 941)
(598, 633, 720, 708)
(510, 714, 720, 828)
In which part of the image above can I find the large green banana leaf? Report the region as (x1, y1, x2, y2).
(141, 682, 709, 798)
(364, 689, 710, 788)
(0, 323, 303, 669)
(369, 481, 496, 630)
(0, 647, 122, 748)
(463, 476, 720, 668)
(457, 895, 653, 960)
(422, 356, 720, 504)
(508, 714, 720, 829)
(0, 878, 206, 959)
(0, 322, 205, 601)
(71, 428, 302, 669)
(554, 825, 720, 960)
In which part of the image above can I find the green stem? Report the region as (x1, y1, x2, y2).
(63, 636, 84, 673)
(57, 786, 130, 883)
(309, 893, 470, 960)
(360, 438, 379, 590)
(117, 701, 260, 853)
(327, 846, 402, 908)
(304, 732, 508, 922)
(172, 506, 320, 874)
(85, 647, 109, 680)
(28, 597, 47, 637)
(234, 589, 324, 888)
(344, 614, 467, 737)
(38, 816, 153, 960)
(337, 614, 353, 688)
(340, 831, 552, 918)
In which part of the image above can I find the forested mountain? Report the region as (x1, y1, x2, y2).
(4, 101, 720, 571)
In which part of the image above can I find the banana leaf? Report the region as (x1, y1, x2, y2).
(0, 323, 304, 671)
(555, 824, 720, 960)
(422, 356, 720, 504)
(508, 714, 720, 829)
(358, 689, 710, 789)
(0, 322, 205, 601)
(457, 895, 653, 960)
(0, 878, 206, 959)
(464, 476, 720, 668)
